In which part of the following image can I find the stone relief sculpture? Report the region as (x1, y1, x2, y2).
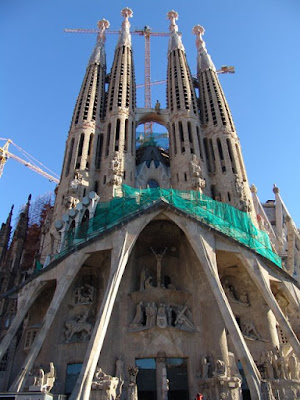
(129, 301, 196, 332)
(70, 172, 83, 193)
(213, 359, 227, 378)
(115, 358, 125, 400)
(150, 247, 167, 288)
(190, 155, 206, 191)
(127, 366, 139, 400)
(223, 279, 250, 306)
(74, 283, 95, 304)
(91, 367, 119, 400)
(29, 362, 56, 393)
(259, 348, 299, 380)
(64, 311, 93, 342)
(140, 268, 154, 290)
(200, 356, 210, 379)
(109, 152, 123, 186)
(241, 320, 265, 341)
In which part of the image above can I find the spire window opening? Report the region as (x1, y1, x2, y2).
(106, 123, 111, 156)
(187, 122, 194, 154)
(65, 138, 75, 177)
(124, 119, 129, 151)
(217, 138, 226, 173)
(76, 133, 85, 168)
(95, 134, 103, 169)
(184, 172, 187, 182)
(226, 139, 237, 174)
(211, 184, 216, 200)
(94, 181, 99, 194)
(115, 119, 120, 151)
(227, 192, 231, 202)
(196, 126, 203, 160)
(209, 139, 216, 173)
(131, 121, 135, 155)
(172, 123, 177, 155)
(179, 121, 185, 153)
(236, 144, 247, 181)
(103, 175, 106, 184)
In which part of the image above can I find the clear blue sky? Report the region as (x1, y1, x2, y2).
(1, 0, 300, 227)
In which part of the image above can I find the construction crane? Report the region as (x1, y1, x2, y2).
(136, 66, 235, 88)
(64, 25, 170, 141)
(0, 138, 60, 184)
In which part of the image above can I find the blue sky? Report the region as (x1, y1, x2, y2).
(1, 0, 300, 227)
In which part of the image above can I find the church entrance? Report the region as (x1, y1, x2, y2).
(136, 357, 189, 400)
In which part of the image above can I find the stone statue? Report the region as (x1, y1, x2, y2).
(128, 366, 139, 400)
(74, 283, 95, 304)
(64, 311, 93, 342)
(70, 172, 83, 193)
(190, 155, 205, 190)
(241, 321, 261, 341)
(30, 363, 56, 393)
(261, 351, 274, 380)
(213, 359, 227, 377)
(157, 303, 168, 328)
(115, 359, 125, 399)
(155, 100, 161, 113)
(145, 302, 157, 328)
(91, 367, 119, 400)
(200, 356, 210, 379)
(288, 353, 299, 380)
(151, 247, 167, 287)
(130, 301, 144, 327)
(110, 152, 123, 186)
(174, 306, 196, 332)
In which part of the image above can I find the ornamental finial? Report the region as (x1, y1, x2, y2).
(192, 25, 206, 52)
(121, 7, 133, 21)
(167, 10, 179, 33)
(97, 19, 110, 42)
(117, 8, 133, 48)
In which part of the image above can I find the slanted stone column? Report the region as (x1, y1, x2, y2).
(0, 281, 47, 361)
(9, 251, 88, 392)
(240, 253, 300, 360)
(176, 219, 262, 399)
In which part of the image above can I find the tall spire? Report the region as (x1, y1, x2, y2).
(167, 10, 184, 52)
(88, 19, 110, 66)
(117, 7, 133, 48)
(193, 25, 216, 72)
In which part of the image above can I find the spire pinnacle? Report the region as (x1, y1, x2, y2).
(89, 18, 110, 66)
(193, 25, 216, 71)
(167, 10, 184, 52)
(117, 7, 133, 48)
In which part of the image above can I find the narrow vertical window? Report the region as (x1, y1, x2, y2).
(95, 134, 103, 169)
(187, 121, 194, 154)
(226, 139, 237, 173)
(106, 124, 111, 156)
(236, 144, 247, 181)
(196, 126, 203, 160)
(77, 134, 84, 158)
(217, 138, 226, 172)
(115, 119, 120, 151)
(65, 138, 74, 176)
(124, 119, 129, 151)
(172, 123, 177, 155)
(179, 121, 185, 153)
(131, 121, 135, 155)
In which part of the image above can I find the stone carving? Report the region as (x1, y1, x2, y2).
(157, 303, 168, 328)
(129, 301, 196, 332)
(213, 359, 227, 378)
(145, 302, 157, 328)
(260, 351, 274, 380)
(155, 100, 161, 113)
(64, 311, 93, 342)
(223, 279, 250, 306)
(115, 359, 125, 400)
(30, 362, 56, 393)
(64, 195, 79, 209)
(241, 320, 263, 341)
(261, 380, 276, 400)
(260, 349, 294, 380)
(151, 247, 167, 288)
(200, 356, 210, 379)
(140, 268, 154, 290)
(288, 352, 299, 380)
(74, 283, 95, 304)
(109, 152, 123, 186)
(190, 155, 206, 190)
(70, 172, 83, 193)
(91, 367, 119, 400)
(127, 366, 139, 400)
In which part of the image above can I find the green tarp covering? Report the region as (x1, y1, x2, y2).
(63, 185, 282, 268)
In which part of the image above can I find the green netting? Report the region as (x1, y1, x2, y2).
(62, 185, 282, 268)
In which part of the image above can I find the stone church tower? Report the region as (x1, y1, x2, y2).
(0, 8, 300, 400)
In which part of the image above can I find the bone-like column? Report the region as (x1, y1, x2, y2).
(9, 252, 88, 392)
(69, 226, 139, 400)
(181, 222, 262, 399)
(240, 253, 300, 360)
(0, 281, 47, 362)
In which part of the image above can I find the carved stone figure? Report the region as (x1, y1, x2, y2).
(200, 357, 210, 379)
(151, 247, 167, 287)
(70, 172, 83, 193)
(261, 351, 274, 380)
(288, 353, 299, 380)
(115, 359, 125, 399)
(74, 283, 95, 304)
(92, 367, 119, 400)
(157, 303, 168, 328)
(213, 359, 227, 377)
(145, 302, 157, 328)
(276, 349, 288, 379)
(174, 306, 196, 332)
(190, 155, 205, 190)
(261, 380, 276, 400)
(155, 100, 161, 113)
(30, 363, 56, 393)
(128, 366, 139, 384)
(65, 196, 79, 209)
(64, 311, 93, 342)
(130, 301, 144, 327)
(241, 321, 261, 341)
(109, 152, 123, 186)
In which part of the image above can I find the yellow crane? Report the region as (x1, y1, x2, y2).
(0, 138, 60, 184)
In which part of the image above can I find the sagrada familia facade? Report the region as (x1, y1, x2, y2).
(0, 8, 299, 400)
